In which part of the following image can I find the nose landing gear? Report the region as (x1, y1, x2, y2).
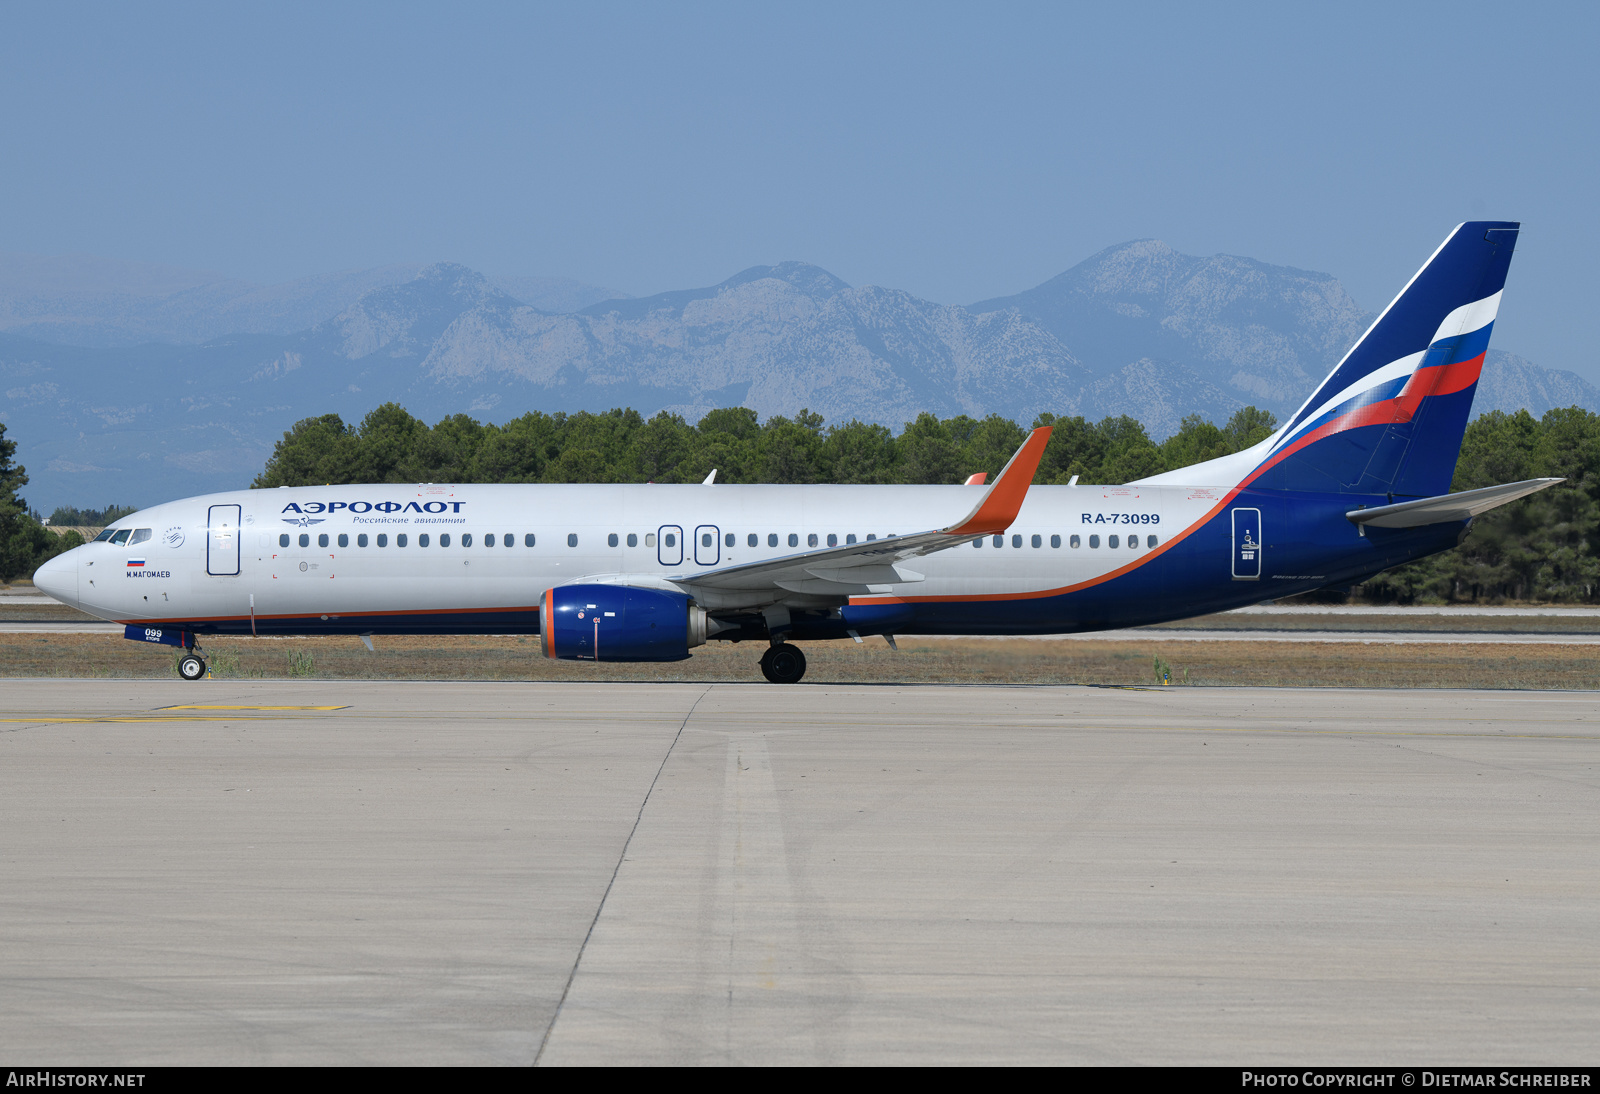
(177, 652, 207, 681)
(759, 643, 807, 684)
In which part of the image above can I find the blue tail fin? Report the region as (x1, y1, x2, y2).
(1246, 221, 1518, 498)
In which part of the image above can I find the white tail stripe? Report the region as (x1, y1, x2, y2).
(1432, 289, 1501, 344)
(1270, 289, 1502, 454)
(1271, 352, 1425, 452)
(1277, 224, 1466, 437)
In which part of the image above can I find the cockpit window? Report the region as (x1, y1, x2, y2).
(128, 528, 153, 545)
(94, 528, 117, 542)
(109, 529, 132, 546)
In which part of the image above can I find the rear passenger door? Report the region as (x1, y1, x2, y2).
(694, 524, 720, 566)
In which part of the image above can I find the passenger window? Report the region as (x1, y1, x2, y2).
(129, 528, 152, 545)
(807, 533, 818, 547)
(1108, 535, 1119, 548)
(609, 533, 619, 547)
(279, 533, 290, 548)
(1129, 535, 1140, 549)
(299, 533, 310, 548)
(397, 534, 408, 547)
(1068, 535, 1078, 548)
(725, 532, 735, 547)
(485, 534, 495, 547)
(1051, 534, 1061, 548)
(788, 534, 799, 547)
(338, 533, 349, 548)
(358, 534, 368, 547)
(866, 534, 876, 541)
(1089, 535, 1099, 548)
(627, 533, 638, 547)
(504, 533, 513, 548)
(645, 533, 656, 547)
(442, 534, 453, 547)
(992, 535, 1003, 547)
(568, 533, 579, 547)
(973, 537, 982, 548)
(1012, 534, 1022, 548)
(702, 533, 713, 547)
(377, 534, 388, 547)
(748, 533, 758, 547)
(525, 534, 536, 547)
(827, 533, 838, 547)
(318, 533, 329, 548)
(664, 533, 674, 547)
(419, 534, 429, 547)
(1032, 534, 1042, 548)
(769, 533, 779, 547)
(846, 533, 857, 544)
(1148, 535, 1158, 547)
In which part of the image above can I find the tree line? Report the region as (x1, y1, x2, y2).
(0, 424, 83, 582)
(251, 402, 1281, 491)
(250, 401, 1600, 604)
(47, 503, 138, 528)
(6, 402, 1599, 603)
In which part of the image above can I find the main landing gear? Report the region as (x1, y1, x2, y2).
(759, 643, 807, 684)
(177, 651, 207, 681)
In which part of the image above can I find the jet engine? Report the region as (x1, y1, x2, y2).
(539, 583, 714, 661)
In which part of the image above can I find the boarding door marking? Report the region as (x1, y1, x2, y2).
(207, 505, 242, 576)
(1231, 507, 1262, 581)
(658, 525, 684, 566)
(694, 524, 720, 566)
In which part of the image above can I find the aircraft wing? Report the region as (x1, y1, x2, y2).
(677, 426, 1051, 598)
(1345, 477, 1563, 529)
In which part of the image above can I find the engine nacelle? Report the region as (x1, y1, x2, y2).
(539, 583, 708, 662)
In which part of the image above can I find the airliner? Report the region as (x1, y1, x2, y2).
(34, 221, 1559, 683)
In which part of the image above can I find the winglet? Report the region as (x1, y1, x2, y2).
(944, 426, 1052, 536)
(963, 472, 987, 486)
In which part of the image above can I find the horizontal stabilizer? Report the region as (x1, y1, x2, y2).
(1345, 478, 1563, 528)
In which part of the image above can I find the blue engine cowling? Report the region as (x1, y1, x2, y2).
(540, 583, 701, 662)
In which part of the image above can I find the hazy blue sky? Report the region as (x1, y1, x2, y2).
(3, 1, 1596, 375)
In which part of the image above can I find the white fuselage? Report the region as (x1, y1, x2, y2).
(51, 481, 1230, 629)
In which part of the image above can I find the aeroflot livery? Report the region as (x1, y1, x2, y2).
(35, 222, 1562, 682)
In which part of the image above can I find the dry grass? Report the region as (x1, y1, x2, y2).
(1, 631, 1596, 690)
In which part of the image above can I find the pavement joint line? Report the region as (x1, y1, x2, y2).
(535, 683, 714, 1066)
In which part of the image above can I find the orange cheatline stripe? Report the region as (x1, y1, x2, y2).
(114, 603, 544, 626)
(865, 368, 1490, 608)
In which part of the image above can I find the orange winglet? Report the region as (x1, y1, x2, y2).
(944, 426, 1052, 536)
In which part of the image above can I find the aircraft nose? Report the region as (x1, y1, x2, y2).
(32, 549, 80, 609)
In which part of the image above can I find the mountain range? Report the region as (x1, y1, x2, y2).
(1, 245, 1594, 511)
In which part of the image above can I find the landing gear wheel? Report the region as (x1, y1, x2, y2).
(178, 654, 206, 681)
(759, 643, 807, 684)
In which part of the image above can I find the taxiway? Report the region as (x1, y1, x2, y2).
(1, 680, 1595, 1064)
